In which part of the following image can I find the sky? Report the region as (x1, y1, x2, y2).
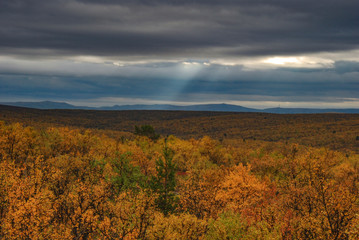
(1, 0, 359, 109)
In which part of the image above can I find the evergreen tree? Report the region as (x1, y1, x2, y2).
(134, 125, 160, 141)
(151, 141, 177, 216)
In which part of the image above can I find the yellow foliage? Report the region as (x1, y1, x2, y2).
(216, 164, 266, 213)
(148, 212, 207, 240)
(0, 121, 358, 239)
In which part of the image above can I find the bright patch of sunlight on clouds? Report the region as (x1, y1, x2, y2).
(263, 57, 302, 65)
(262, 56, 334, 68)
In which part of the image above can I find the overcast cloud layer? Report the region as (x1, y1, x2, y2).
(1, 0, 359, 108)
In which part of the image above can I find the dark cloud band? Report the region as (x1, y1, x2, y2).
(1, 0, 358, 58)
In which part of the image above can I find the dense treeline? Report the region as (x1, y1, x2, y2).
(1, 121, 359, 239)
(1, 105, 359, 153)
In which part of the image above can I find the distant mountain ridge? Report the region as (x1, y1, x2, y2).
(0, 101, 92, 110)
(1, 101, 359, 114)
(101, 103, 257, 112)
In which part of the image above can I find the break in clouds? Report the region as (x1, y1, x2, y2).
(1, 0, 359, 108)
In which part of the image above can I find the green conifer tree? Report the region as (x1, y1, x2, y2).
(150, 141, 177, 216)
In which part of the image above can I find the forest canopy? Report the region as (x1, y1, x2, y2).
(0, 120, 359, 239)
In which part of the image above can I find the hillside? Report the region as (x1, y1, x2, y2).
(1, 104, 359, 239)
(1, 115, 359, 239)
(1, 104, 359, 153)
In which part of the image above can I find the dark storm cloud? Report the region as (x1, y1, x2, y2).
(1, 0, 359, 58)
(1, 0, 359, 108)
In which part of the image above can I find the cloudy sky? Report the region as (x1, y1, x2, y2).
(1, 0, 359, 108)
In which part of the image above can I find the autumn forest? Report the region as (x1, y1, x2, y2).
(1, 105, 359, 239)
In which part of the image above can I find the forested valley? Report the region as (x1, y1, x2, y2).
(1, 105, 359, 239)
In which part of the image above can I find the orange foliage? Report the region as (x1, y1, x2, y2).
(0, 121, 358, 239)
